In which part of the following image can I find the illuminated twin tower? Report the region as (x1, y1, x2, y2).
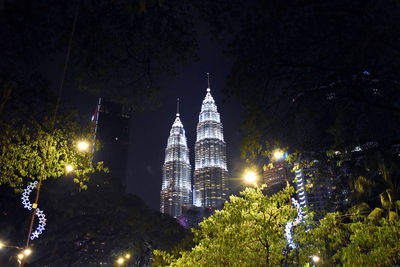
(160, 75, 228, 218)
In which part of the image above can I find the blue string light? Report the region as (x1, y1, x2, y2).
(21, 181, 47, 240)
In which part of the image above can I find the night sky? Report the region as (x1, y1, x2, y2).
(126, 36, 243, 210)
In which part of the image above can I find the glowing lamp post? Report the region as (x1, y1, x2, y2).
(312, 255, 320, 263)
(65, 164, 74, 173)
(116, 252, 131, 265)
(273, 150, 284, 161)
(311, 255, 320, 266)
(77, 141, 89, 152)
(0, 242, 33, 265)
(244, 170, 257, 184)
(117, 257, 124, 264)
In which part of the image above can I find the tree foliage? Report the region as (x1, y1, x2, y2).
(297, 210, 400, 266)
(155, 186, 400, 267)
(0, 117, 103, 190)
(154, 186, 299, 266)
(0, 73, 103, 189)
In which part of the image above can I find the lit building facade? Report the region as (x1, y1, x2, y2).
(160, 111, 192, 218)
(193, 88, 228, 208)
(263, 162, 292, 196)
(294, 154, 331, 215)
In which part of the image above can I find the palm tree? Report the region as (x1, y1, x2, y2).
(350, 147, 400, 219)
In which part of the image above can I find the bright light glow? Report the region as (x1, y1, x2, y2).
(117, 257, 124, 264)
(244, 171, 257, 183)
(273, 150, 283, 161)
(24, 248, 32, 256)
(17, 253, 24, 260)
(65, 164, 74, 173)
(77, 141, 89, 151)
(0, 242, 4, 249)
(125, 253, 131, 259)
(312, 255, 320, 263)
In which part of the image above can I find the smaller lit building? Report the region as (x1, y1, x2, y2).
(263, 162, 293, 196)
(294, 155, 331, 214)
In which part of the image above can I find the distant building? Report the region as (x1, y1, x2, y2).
(263, 153, 331, 214)
(294, 160, 331, 213)
(263, 162, 292, 196)
(193, 86, 228, 209)
(160, 106, 192, 218)
(92, 98, 131, 185)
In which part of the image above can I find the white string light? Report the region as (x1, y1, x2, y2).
(30, 208, 46, 240)
(21, 181, 47, 240)
(285, 198, 304, 249)
(21, 181, 37, 210)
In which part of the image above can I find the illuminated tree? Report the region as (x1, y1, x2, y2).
(0, 76, 103, 190)
(296, 210, 400, 266)
(154, 186, 301, 266)
(154, 185, 400, 266)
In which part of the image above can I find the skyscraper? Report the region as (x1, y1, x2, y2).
(92, 98, 131, 185)
(193, 79, 228, 208)
(160, 100, 192, 218)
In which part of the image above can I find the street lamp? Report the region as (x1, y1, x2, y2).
(23, 248, 32, 256)
(117, 257, 125, 265)
(77, 140, 89, 152)
(273, 150, 284, 161)
(312, 255, 320, 263)
(244, 170, 257, 184)
(65, 164, 74, 173)
(0, 242, 33, 265)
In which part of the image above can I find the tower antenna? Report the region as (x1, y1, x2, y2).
(207, 72, 211, 92)
(177, 98, 180, 116)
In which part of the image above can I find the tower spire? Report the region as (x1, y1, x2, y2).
(176, 98, 180, 116)
(207, 72, 211, 92)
